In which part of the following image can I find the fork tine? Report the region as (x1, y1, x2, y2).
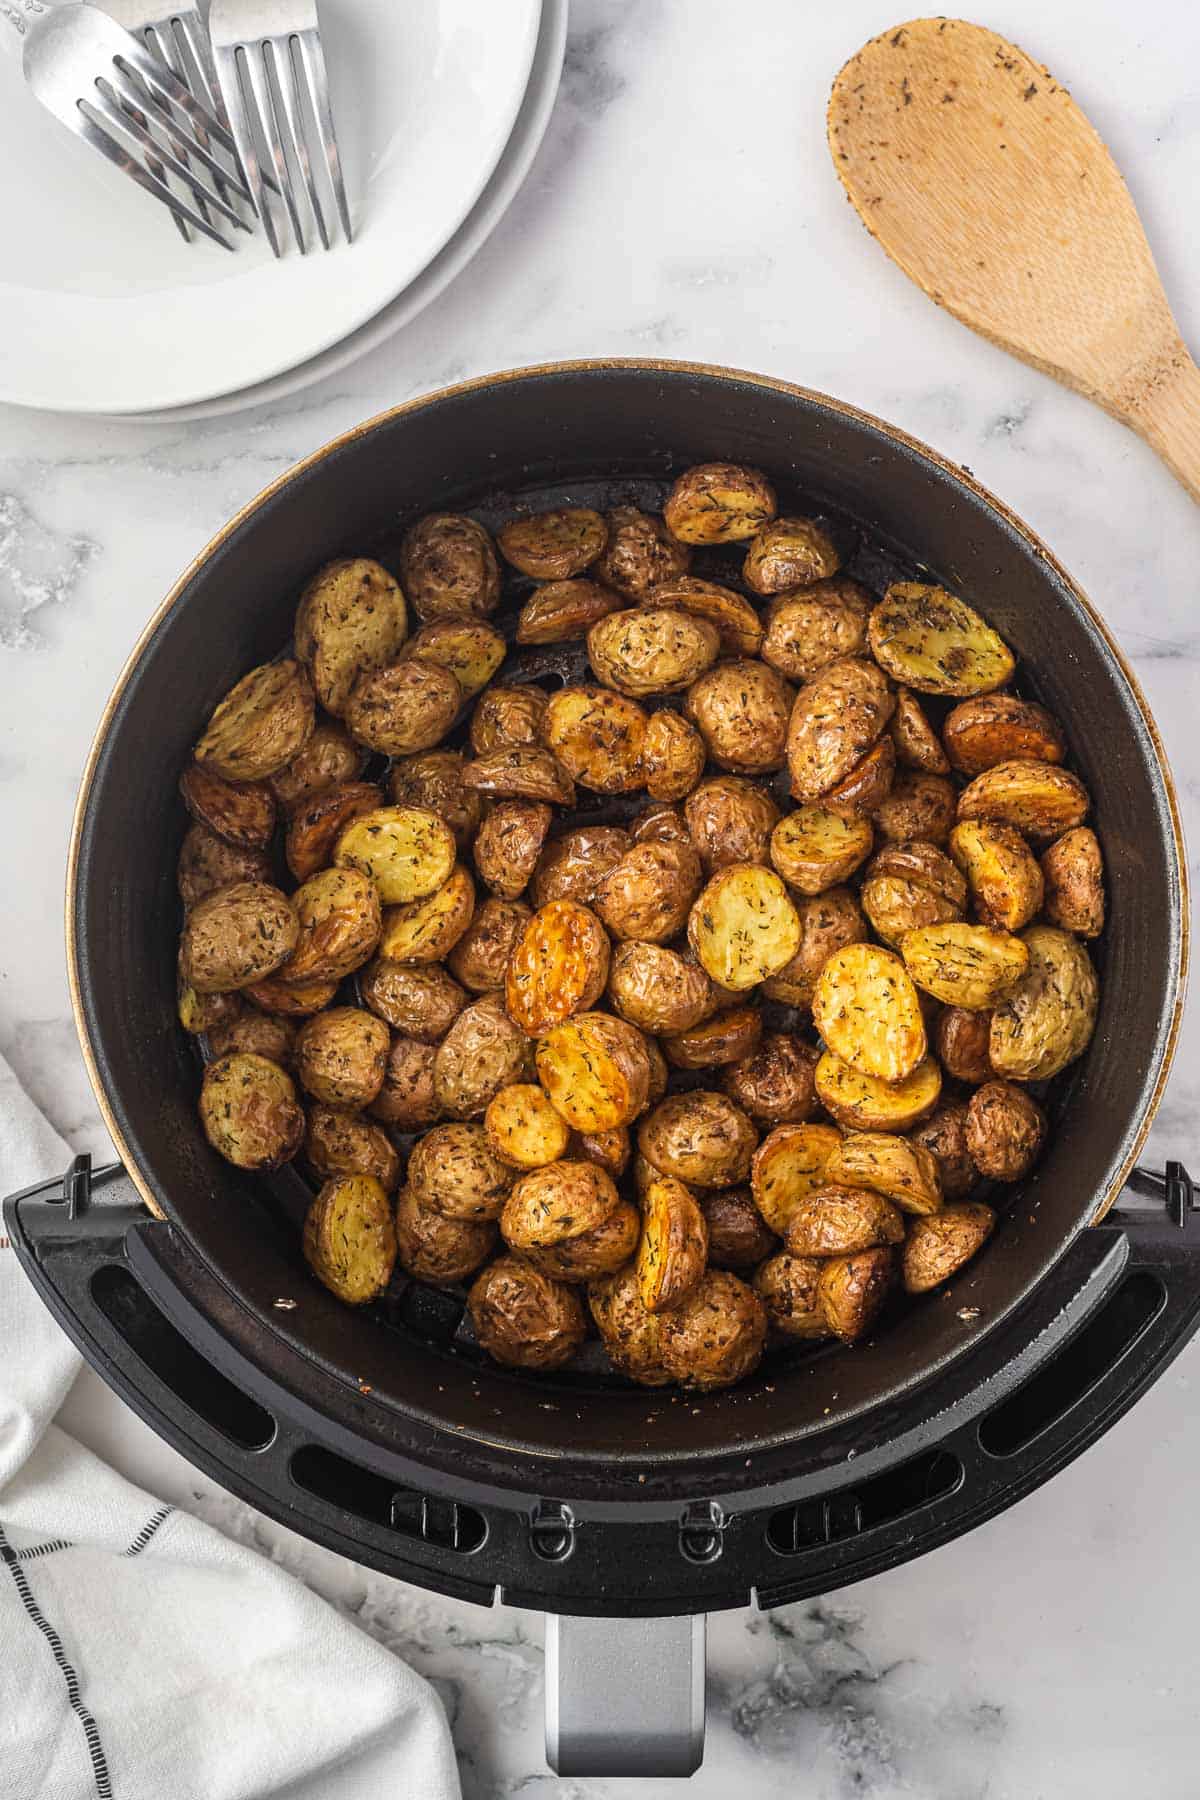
(92, 80, 251, 229)
(213, 41, 280, 257)
(276, 34, 328, 250)
(295, 27, 351, 243)
(74, 108, 235, 249)
(115, 65, 192, 241)
(174, 12, 230, 131)
(108, 58, 253, 201)
(118, 32, 240, 160)
(144, 20, 226, 213)
(244, 39, 305, 253)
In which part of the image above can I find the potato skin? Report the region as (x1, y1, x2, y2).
(505, 900, 611, 1036)
(359, 960, 466, 1042)
(199, 1052, 304, 1170)
(1041, 827, 1105, 938)
(244, 973, 339, 1017)
(873, 772, 956, 845)
(485, 1083, 572, 1170)
(966, 1080, 1046, 1181)
(594, 839, 702, 944)
(536, 1012, 652, 1132)
(304, 1105, 400, 1191)
(588, 1263, 672, 1385)
(399, 513, 500, 622)
(664, 462, 776, 545)
(868, 583, 1014, 697)
(786, 656, 895, 800)
(815, 1052, 942, 1132)
(911, 1102, 977, 1200)
(470, 684, 548, 757)
(817, 1248, 895, 1342)
(400, 618, 505, 700)
(607, 941, 713, 1035)
(812, 943, 927, 1083)
(701, 1185, 779, 1270)
(684, 658, 792, 774)
(890, 688, 950, 775)
(334, 805, 456, 906)
(388, 749, 481, 850)
(501, 1162, 637, 1281)
(630, 803, 693, 848)
(180, 881, 298, 993)
(943, 694, 1066, 777)
(408, 1122, 513, 1221)
(572, 1126, 632, 1179)
(433, 995, 533, 1119)
(177, 823, 271, 910)
(195, 658, 315, 782)
(531, 826, 632, 908)
(659, 1270, 768, 1389)
(761, 578, 871, 681)
(378, 865, 476, 966)
(685, 776, 780, 873)
(270, 719, 367, 815)
(592, 506, 691, 600)
(180, 762, 275, 850)
(278, 866, 382, 986)
(769, 804, 873, 896)
(516, 577, 624, 645)
(949, 819, 1044, 933)
(286, 781, 383, 883)
(469, 1254, 586, 1369)
(956, 759, 1090, 844)
(303, 1175, 396, 1304)
(721, 1033, 818, 1126)
(900, 922, 1029, 1011)
(447, 895, 530, 991)
(543, 686, 647, 793)
(207, 1005, 296, 1067)
(823, 735, 896, 816)
(461, 748, 576, 808)
(753, 1253, 828, 1339)
(345, 658, 462, 756)
(395, 1186, 497, 1287)
(589, 607, 720, 697)
(861, 839, 967, 948)
(294, 558, 408, 716)
(369, 1037, 442, 1130)
(474, 801, 554, 901)
(295, 1006, 390, 1109)
(825, 1131, 943, 1216)
(639, 1090, 757, 1189)
(688, 863, 801, 989)
(743, 515, 840, 594)
(785, 1185, 905, 1257)
(647, 575, 764, 656)
(935, 1006, 994, 1083)
(988, 925, 1099, 1080)
(762, 886, 868, 1008)
(640, 709, 706, 802)
(902, 1203, 995, 1294)
(664, 1005, 762, 1070)
(498, 506, 608, 580)
(637, 1175, 709, 1312)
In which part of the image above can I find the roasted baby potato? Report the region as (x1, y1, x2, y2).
(956, 759, 1090, 844)
(817, 1247, 895, 1342)
(515, 577, 624, 645)
(890, 688, 950, 775)
(180, 762, 275, 850)
(594, 839, 702, 943)
(446, 894, 529, 991)
(786, 656, 895, 800)
(630, 802, 693, 847)
(461, 747, 576, 807)
(369, 1037, 442, 1130)
(701, 1185, 779, 1270)
(536, 1011, 653, 1131)
(294, 558, 408, 715)
(721, 1033, 818, 1126)
(826, 1131, 942, 1216)
(949, 819, 1044, 932)
(334, 805, 456, 905)
(812, 943, 927, 1083)
(303, 1174, 396, 1304)
(177, 822, 271, 909)
(663, 461, 776, 544)
(378, 864, 476, 965)
(543, 686, 647, 792)
(943, 693, 1066, 777)
(659, 1270, 768, 1389)
(784, 1185, 905, 1257)
(395, 1186, 497, 1287)
(400, 618, 506, 700)
(753, 1253, 828, 1339)
(498, 506, 608, 579)
(639, 1090, 757, 1189)
(935, 1006, 994, 1082)
(588, 607, 720, 697)
(823, 735, 896, 815)
(873, 771, 956, 845)
(433, 995, 533, 1119)
(345, 658, 462, 756)
(295, 1006, 389, 1109)
(408, 1121, 513, 1220)
(640, 709, 706, 802)
(911, 1102, 977, 1200)
(388, 749, 481, 850)
(743, 515, 840, 594)
(588, 1263, 672, 1385)
(180, 881, 298, 993)
(468, 1254, 586, 1369)
(861, 839, 966, 947)
(501, 1160, 637, 1281)
(684, 658, 792, 774)
(760, 578, 871, 681)
(304, 1105, 400, 1191)
(285, 781, 383, 883)
(647, 575, 764, 656)
(470, 683, 548, 756)
(592, 506, 691, 600)
(769, 804, 873, 895)
(194, 658, 315, 782)
(178, 980, 242, 1036)
(244, 972, 339, 1017)
(868, 583, 1015, 697)
(199, 1051, 304, 1170)
(688, 863, 801, 989)
(607, 941, 713, 1035)
(901, 921, 1029, 1010)
(270, 719, 367, 815)
(485, 1082, 572, 1170)
(531, 825, 632, 907)
(988, 924, 1099, 1080)
(814, 1052, 942, 1132)
(902, 1203, 996, 1294)
(1041, 827, 1105, 938)
(637, 1175, 709, 1312)
(399, 513, 500, 622)
(663, 1005, 762, 1070)
(359, 960, 466, 1042)
(278, 866, 381, 986)
(966, 1080, 1046, 1181)
(685, 776, 780, 873)
(505, 900, 610, 1036)
(474, 801, 554, 902)
(762, 886, 869, 1007)
(572, 1126, 632, 1179)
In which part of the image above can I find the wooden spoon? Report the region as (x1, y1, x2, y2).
(828, 17, 1200, 501)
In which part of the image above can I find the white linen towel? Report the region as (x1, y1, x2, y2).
(0, 1052, 461, 1800)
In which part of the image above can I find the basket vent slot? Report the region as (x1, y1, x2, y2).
(290, 1444, 487, 1553)
(766, 1448, 962, 1555)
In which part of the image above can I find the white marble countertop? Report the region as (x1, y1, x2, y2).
(2, 0, 1198, 1792)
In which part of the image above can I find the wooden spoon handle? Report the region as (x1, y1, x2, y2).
(1119, 344, 1200, 506)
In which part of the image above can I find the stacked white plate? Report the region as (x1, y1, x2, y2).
(0, 0, 565, 419)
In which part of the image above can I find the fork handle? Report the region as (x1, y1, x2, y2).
(0, 0, 63, 55)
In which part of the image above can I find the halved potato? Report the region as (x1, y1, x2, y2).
(752, 1253, 829, 1339)
(902, 1203, 996, 1294)
(817, 1247, 895, 1342)
(396, 1186, 497, 1286)
(334, 805, 455, 905)
(388, 749, 481, 850)
(647, 575, 764, 656)
(536, 1011, 652, 1131)
(637, 1175, 710, 1313)
(701, 1186, 780, 1270)
(900, 921, 1029, 1010)
(868, 583, 1015, 697)
(177, 822, 271, 910)
(811, 943, 927, 1083)
(345, 658, 461, 756)
(515, 577, 624, 645)
(468, 1255, 586, 1368)
(244, 972, 339, 1016)
(935, 1006, 994, 1082)
(304, 1105, 400, 1191)
(815, 1053, 942, 1132)
(178, 980, 241, 1036)
(593, 506, 691, 600)
(688, 863, 801, 990)
(485, 1082, 572, 1169)
(640, 709, 706, 802)
(721, 1033, 818, 1126)
(684, 658, 792, 774)
(943, 694, 1066, 776)
(294, 558, 408, 715)
(743, 515, 840, 594)
(607, 941, 713, 1035)
(761, 578, 871, 681)
(369, 1037, 441, 1130)
(358, 960, 466, 1042)
(179, 762, 275, 850)
(949, 818, 1043, 933)
(278, 866, 381, 985)
(822, 735, 895, 815)
(199, 1052, 304, 1170)
(286, 781, 383, 883)
(399, 513, 500, 622)
(786, 656, 895, 800)
(531, 825, 632, 907)
(498, 506, 608, 579)
(890, 687, 950, 774)
(749, 1121, 843, 1232)
(572, 1126, 632, 1179)
(433, 995, 533, 1119)
(446, 894, 528, 991)
(860, 839, 967, 947)
(543, 686, 647, 793)
(408, 1121, 513, 1220)
(911, 1102, 978, 1200)
(505, 900, 611, 1036)
(685, 776, 780, 873)
(784, 1185, 905, 1257)
(378, 864, 476, 964)
(873, 771, 957, 845)
(461, 747, 576, 807)
(399, 619, 506, 699)
(180, 881, 298, 993)
(630, 803, 693, 848)
(474, 801, 554, 901)
(659, 1270, 768, 1389)
(270, 719, 367, 815)
(302, 1174, 396, 1304)
(965, 1080, 1046, 1181)
(501, 1161, 637, 1281)
(594, 839, 701, 944)
(988, 924, 1099, 1080)
(956, 759, 1090, 844)
(195, 658, 315, 781)
(663, 462, 776, 544)
(639, 1090, 758, 1189)
(588, 1264, 672, 1385)
(588, 607, 720, 697)
(769, 805, 873, 895)
(295, 1006, 390, 1109)
(1041, 826, 1105, 938)
(761, 886, 869, 1008)
(825, 1132, 943, 1216)
(663, 1006, 762, 1070)
(469, 684, 548, 756)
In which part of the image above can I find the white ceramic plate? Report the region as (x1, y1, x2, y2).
(119, 0, 566, 423)
(0, 0, 541, 414)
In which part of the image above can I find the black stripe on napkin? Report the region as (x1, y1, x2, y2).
(20, 1537, 74, 1562)
(123, 1504, 174, 1558)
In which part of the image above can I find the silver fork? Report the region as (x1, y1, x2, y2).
(210, 0, 351, 258)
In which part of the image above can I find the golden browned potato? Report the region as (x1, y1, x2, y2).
(753, 1253, 828, 1339)
(295, 1006, 390, 1109)
(588, 1263, 672, 1385)
(359, 960, 466, 1041)
(664, 462, 776, 544)
(762, 886, 869, 1008)
(1041, 827, 1105, 938)
(469, 684, 548, 756)
(868, 583, 1015, 697)
(700, 1185, 779, 1269)
(593, 506, 691, 600)
(303, 1175, 396, 1304)
(784, 1185, 905, 1256)
(890, 688, 950, 775)
(178, 980, 242, 1036)
(199, 1052, 304, 1169)
(516, 577, 624, 645)
(474, 800, 554, 901)
(270, 719, 367, 815)
(177, 823, 271, 909)
(446, 894, 529, 991)
(659, 1270, 768, 1389)
(399, 513, 500, 622)
(485, 1082, 572, 1170)
(572, 1126, 632, 1179)
(902, 1203, 996, 1294)
(630, 802, 693, 847)
(543, 686, 647, 793)
(388, 749, 481, 850)
(180, 762, 275, 850)
(209, 1004, 298, 1070)
(640, 709, 706, 802)
(588, 607, 720, 698)
(607, 941, 713, 1034)
(988, 924, 1099, 1080)
(536, 1012, 652, 1131)
(400, 618, 506, 700)
(180, 881, 298, 993)
(664, 1005, 762, 1070)
(433, 995, 534, 1119)
(949, 819, 1044, 932)
(688, 864, 801, 990)
(956, 759, 1090, 844)
(639, 1090, 757, 1189)
(396, 1186, 497, 1286)
(826, 1131, 943, 1215)
(812, 943, 927, 1083)
(786, 656, 895, 800)
(461, 747, 576, 807)
(345, 659, 462, 756)
(721, 1033, 818, 1126)
(294, 559, 408, 715)
(815, 1052, 942, 1132)
(760, 578, 872, 681)
(501, 1160, 637, 1281)
(505, 900, 610, 1036)
(285, 781, 383, 883)
(861, 840, 966, 947)
(637, 1175, 709, 1312)
(966, 1080, 1046, 1180)
(647, 575, 764, 656)
(369, 1037, 442, 1130)
(901, 921, 1029, 1010)
(378, 865, 476, 965)
(304, 1105, 400, 1191)
(498, 507, 608, 579)
(333, 805, 455, 905)
(943, 694, 1066, 777)
(278, 866, 381, 986)
(195, 658, 315, 782)
(769, 805, 872, 896)
(817, 1248, 894, 1342)
(468, 1254, 586, 1369)
(684, 659, 792, 774)
(594, 839, 702, 943)
(743, 515, 840, 594)
(873, 771, 957, 845)
(531, 825, 631, 907)
(244, 972, 339, 1016)
(408, 1122, 513, 1220)
(935, 1006, 994, 1083)
(824, 735, 896, 815)
(911, 1102, 977, 1200)
(685, 777, 779, 873)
